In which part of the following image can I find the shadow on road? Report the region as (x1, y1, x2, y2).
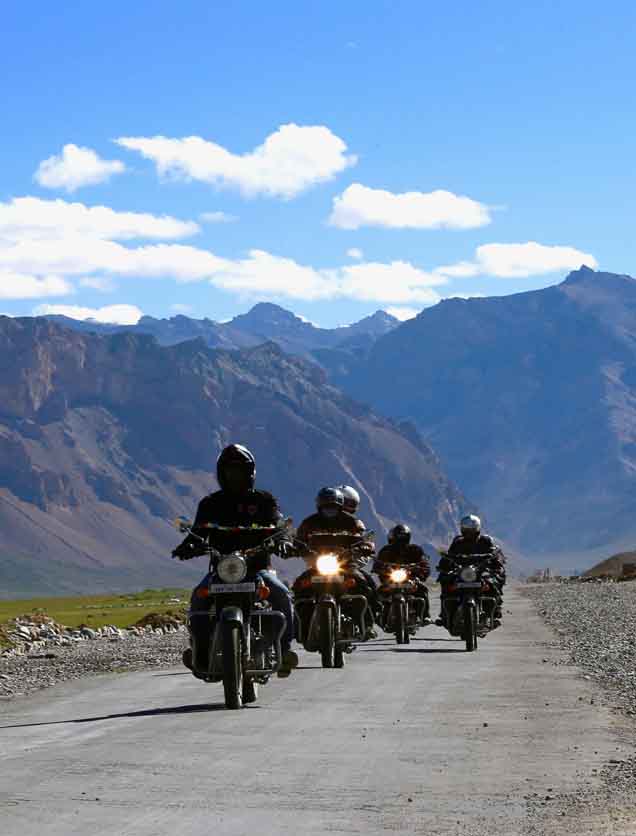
(151, 672, 192, 677)
(359, 647, 465, 654)
(0, 701, 244, 730)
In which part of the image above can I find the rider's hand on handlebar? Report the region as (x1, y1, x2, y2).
(172, 542, 197, 560)
(276, 540, 295, 559)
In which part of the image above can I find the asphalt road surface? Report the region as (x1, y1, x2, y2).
(1, 588, 635, 836)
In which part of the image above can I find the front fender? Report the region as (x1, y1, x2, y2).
(219, 606, 244, 625)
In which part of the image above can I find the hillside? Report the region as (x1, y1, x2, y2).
(0, 317, 467, 596)
(330, 268, 636, 564)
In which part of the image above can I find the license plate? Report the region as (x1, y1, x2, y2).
(456, 582, 482, 588)
(390, 584, 411, 591)
(209, 582, 256, 593)
(312, 575, 343, 584)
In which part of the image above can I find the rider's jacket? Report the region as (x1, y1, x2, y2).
(179, 488, 285, 570)
(374, 543, 431, 580)
(438, 533, 505, 580)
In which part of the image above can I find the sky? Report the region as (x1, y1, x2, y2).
(1, 0, 634, 326)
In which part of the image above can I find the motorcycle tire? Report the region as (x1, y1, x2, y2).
(320, 605, 335, 668)
(402, 601, 410, 645)
(393, 600, 406, 644)
(222, 622, 243, 709)
(464, 602, 478, 652)
(334, 638, 346, 668)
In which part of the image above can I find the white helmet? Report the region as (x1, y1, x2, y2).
(460, 514, 481, 536)
(339, 485, 360, 515)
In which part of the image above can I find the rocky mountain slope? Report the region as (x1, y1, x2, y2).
(330, 267, 636, 565)
(43, 303, 399, 361)
(0, 317, 467, 596)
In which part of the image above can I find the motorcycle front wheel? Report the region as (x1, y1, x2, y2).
(320, 605, 335, 668)
(222, 623, 244, 709)
(464, 602, 478, 652)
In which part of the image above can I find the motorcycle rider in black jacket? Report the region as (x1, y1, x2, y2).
(436, 514, 505, 626)
(294, 487, 379, 639)
(373, 524, 432, 622)
(172, 444, 298, 677)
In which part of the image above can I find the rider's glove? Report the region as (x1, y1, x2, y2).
(172, 541, 197, 561)
(277, 540, 295, 559)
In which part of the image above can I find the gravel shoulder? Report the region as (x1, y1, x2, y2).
(0, 628, 187, 699)
(524, 581, 636, 834)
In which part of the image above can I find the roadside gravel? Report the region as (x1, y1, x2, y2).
(524, 580, 636, 835)
(0, 628, 187, 700)
(525, 580, 636, 718)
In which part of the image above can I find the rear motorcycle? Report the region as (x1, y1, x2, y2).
(378, 564, 428, 645)
(293, 532, 373, 669)
(173, 518, 290, 709)
(439, 553, 499, 652)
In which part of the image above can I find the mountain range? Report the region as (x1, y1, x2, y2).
(330, 267, 636, 567)
(0, 316, 467, 596)
(42, 303, 399, 362)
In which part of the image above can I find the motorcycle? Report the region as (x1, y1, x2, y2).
(377, 564, 428, 644)
(293, 532, 374, 669)
(173, 517, 290, 709)
(438, 552, 500, 652)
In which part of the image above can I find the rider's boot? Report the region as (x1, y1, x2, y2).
(277, 648, 299, 678)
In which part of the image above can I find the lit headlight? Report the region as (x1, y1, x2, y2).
(316, 554, 340, 576)
(217, 555, 247, 583)
(390, 568, 408, 583)
(460, 566, 477, 583)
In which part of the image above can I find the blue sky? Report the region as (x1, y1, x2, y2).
(1, 1, 634, 326)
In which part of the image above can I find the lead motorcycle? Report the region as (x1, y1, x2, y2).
(438, 552, 500, 652)
(173, 517, 290, 709)
(377, 564, 429, 644)
(293, 532, 374, 668)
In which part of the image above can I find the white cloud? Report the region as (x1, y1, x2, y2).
(0, 196, 198, 243)
(116, 124, 357, 198)
(347, 247, 364, 260)
(385, 306, 420, 321)
(34, 144, 125, 193)
(329, 183, 491, 230)
(0, 272, 73, 299)
(79, 276, 116, 291)
(436, 242, 598, 279)
(33, 303, 143, 325)
(199, 211, 238, 224)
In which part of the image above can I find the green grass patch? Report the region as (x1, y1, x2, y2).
(0, 587, 189, 631)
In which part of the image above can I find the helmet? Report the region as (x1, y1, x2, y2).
(339, 485, 360, 515)
(217, 444, 256, 493)
(388, 524, 411, 546)
(316, 487, 344, 514)
(460, 514, 481, 538)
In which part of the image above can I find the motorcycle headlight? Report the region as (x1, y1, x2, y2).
(217, 555, 247, 583)
(316, 554, 340, 576)
(390, 568, 408, 583)
(460, 566, 477, 583)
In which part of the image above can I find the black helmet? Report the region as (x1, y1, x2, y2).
(338, 485, 360, 515)
(316, 486, 344, 512)
(217, 444, 256, 493)
(388, 524, 411, 546)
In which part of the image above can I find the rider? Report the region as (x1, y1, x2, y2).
(436, 514, 505, 626)
(294, 487, 378, 639)
(337, 485, 381, 611)
(172, 444, 298, 677)
(373, 524, 431, 622)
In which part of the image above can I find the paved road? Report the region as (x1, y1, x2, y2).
(1, 588, 634, 836)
